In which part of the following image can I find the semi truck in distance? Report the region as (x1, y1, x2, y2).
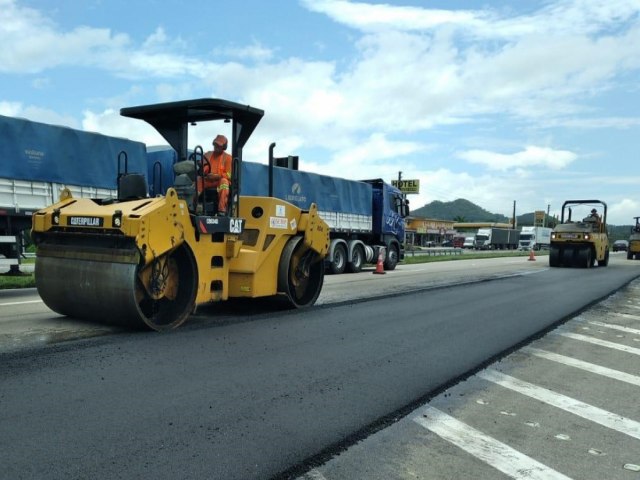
(0, 114, 147, 273)
(518, 226, 552, 251)
(241, 149, 409, 274)
(475, 227, 519, 250)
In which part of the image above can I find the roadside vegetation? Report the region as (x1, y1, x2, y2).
(0, 273, 35, 289)
(402, 248, 545, 265)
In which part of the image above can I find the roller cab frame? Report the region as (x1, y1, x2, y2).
(549, 199, 609, 268)
(32, 99, 330, 331)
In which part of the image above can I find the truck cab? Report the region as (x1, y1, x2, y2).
(475, 228, 491, 250)
(365, 179, 409, 268)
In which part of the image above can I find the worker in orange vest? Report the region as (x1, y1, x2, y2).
(198, 134, 232, 215)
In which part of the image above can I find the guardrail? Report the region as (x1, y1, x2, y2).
(407, 248, 463, 257)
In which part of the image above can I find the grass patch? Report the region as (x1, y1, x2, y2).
(402, 249, 547, 265)
(0, 273, 36, 289)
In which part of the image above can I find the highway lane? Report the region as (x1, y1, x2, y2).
(1, 255, 639, 479)
(0, 254, 551, 353)
(301, 281, 640, 480)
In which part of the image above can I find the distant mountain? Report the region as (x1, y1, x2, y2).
(411, 199, 633, 238)
(411, 199, 510, 223)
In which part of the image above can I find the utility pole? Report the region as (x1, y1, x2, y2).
(545, 204, 550, 227)
(512, 200, 516, 229)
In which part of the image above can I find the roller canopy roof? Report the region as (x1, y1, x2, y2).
(120, 98, 264, 159)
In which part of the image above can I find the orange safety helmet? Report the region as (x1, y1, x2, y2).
(213, 134, 228, 150)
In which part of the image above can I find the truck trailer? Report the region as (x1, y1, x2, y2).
(146, 145, 409, 274)
(475, 227, 519, 250)
(518, 226, 552, 251)
(0, 114, 147, 273)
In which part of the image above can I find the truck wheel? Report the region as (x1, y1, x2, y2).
(346, 245, 364, 273)
(383, 244, 398, 271)
(549, 246, 560, 267)
(329, 243, 346, 274)
(628, 251, 632, 260)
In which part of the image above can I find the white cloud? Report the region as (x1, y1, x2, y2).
(302, 0, 640, 39)
(458, 146, 578, 171)
(82, 109, 164, 146)
(212, 42, 274, 62)
(608, 198, 640, 225)
(0, 0, 131, 74)
(0, 101, 79, 128)
(301, 0, 486, 32)
(3, 0, 639, 138)
(0, 101, 23, 117)
(2, 0, 639, 226)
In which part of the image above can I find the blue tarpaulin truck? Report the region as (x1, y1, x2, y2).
(241, 162, 408, 273)
(147, 145, 409, 274)
(0, 115, 147, 273)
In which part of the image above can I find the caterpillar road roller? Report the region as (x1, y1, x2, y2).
(549, 199, 609, 268)
(628, 216, 640, 260)
(31, 99, 330, 330)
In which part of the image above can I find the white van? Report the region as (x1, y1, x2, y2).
(463, 236, 475, 249)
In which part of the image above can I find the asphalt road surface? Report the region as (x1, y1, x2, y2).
(1, 255, 639, 479)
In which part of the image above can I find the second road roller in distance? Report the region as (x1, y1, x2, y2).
(31, 98, 330, 331)
(549, 199, 609, 268)
(628, 216, 640, 260)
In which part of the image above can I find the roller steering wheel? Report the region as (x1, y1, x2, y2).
(189, 151, 211, 177)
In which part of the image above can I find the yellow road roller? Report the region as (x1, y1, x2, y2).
(628, 216, 640, 260)
(31, 99, 330, 330)
(549, 199, 609, 268)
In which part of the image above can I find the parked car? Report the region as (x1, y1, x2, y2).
(613, 240, 629, 252)
(441, 240, 453, 247)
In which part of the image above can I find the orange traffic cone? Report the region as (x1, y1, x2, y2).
(373, 248, 386, 274)
(528, 249, 536, 261)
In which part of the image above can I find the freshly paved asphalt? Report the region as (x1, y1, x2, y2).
(1, 256, 639, 479)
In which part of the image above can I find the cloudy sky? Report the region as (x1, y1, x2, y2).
(1, 0, 639, 224)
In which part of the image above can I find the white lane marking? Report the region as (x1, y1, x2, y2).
(478, 369, 640, 440)
(554, 332, 640, 356)
(0, 299, 43, 307)
(500, 269, 549, 278)
(414, 406, 573, 480)
(522, 347, 640, 387)
(587, 320, 640, 335)
(611, 312, 640, 321)
(301, 469, 329, 480)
